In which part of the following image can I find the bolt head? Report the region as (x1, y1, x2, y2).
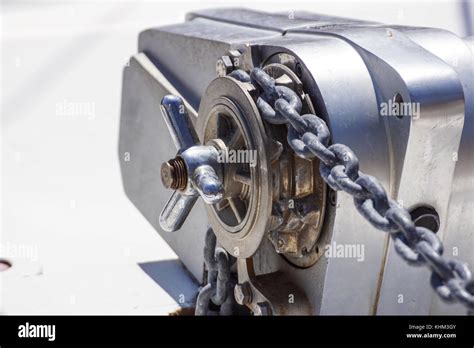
(216, 56, 233, 77)
(160, 161, 175, 189)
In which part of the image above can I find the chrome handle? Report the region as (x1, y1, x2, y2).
(159, 95, 224, 232)
(159, 191, 198, 232)
(160, 95, 199, 152)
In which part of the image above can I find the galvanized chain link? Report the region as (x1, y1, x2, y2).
(195, 227, 234, 315)
(230, 67, 474, 314)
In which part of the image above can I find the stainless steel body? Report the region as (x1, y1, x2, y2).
(119, 9, 473, 314)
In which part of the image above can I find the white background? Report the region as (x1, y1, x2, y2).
(1, 0, 472, 314)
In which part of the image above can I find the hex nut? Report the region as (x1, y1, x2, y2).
(228, 50, 242, 68)
(216, 56, 234, 77)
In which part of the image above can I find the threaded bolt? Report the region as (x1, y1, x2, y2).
(160, 157, 187, 190)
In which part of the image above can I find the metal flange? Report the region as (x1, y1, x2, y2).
(196, 76, 274, 258)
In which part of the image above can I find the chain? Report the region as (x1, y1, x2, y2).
(195, 227, 234, 315)
(228, 67, 474, 314)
